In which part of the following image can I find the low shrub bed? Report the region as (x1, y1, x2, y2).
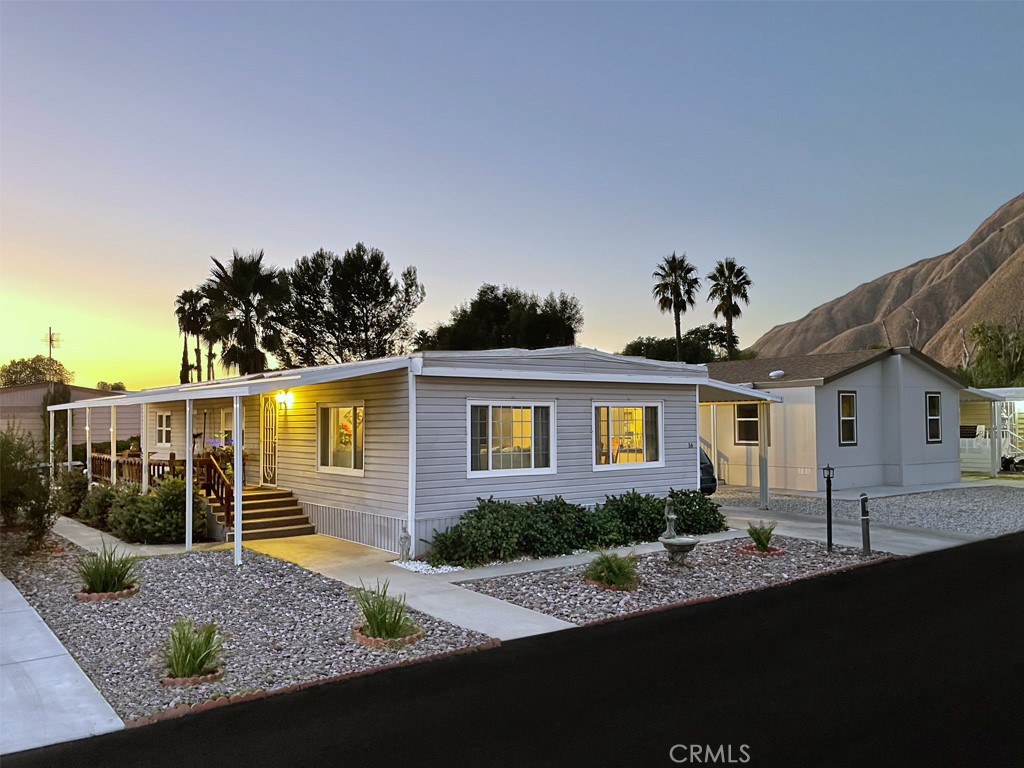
(80, 477, 207, 544)
(427, 489, 728, 567)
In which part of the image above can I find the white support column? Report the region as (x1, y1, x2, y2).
(49, 411, 55, 481)
(141, 403, 149, 493)
(67, 410, 73, 470)
(693, 386, 701, 490)
(407, 368, 418, 558)
(185, 399, 194, 551)
(86, 408, 93, 483)
(110, 406, 118, 485)
(757, 401, 770, 511)
(991, 401, 1002, 478)
(233, 395, 243, 566)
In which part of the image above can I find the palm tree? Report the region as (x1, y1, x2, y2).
(202, 250, 290, 376)
(174, 288, 204, 382)
(707, 257, 753, 359)
(652, 252, 702, 362)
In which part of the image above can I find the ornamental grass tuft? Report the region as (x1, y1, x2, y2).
(354, 580, 419, 640)
(74, 541, 140, 594)
(747, 520, 778, 552)
(582, 551, 639, 591)
(162, 617, 224, 678)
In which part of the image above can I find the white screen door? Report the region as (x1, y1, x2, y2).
(261, 397, 278, 486)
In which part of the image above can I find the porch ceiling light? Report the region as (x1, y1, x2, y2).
(275, 391, 294, 409)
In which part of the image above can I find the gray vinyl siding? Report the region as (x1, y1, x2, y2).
(271, 369, 408, 518)
(414, 376, 699, 538)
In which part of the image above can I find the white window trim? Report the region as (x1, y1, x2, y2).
(926, 392, 942, 444)
(734, 403, 760, 445)
(316, 401, 366, 477)
(591, 400, 666, 472)
(465, 400, 557, 478)
(156, 411, 172, 448)
(838, 391, 858, 446)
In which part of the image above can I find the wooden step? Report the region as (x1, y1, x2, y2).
(217, 505, 304, 523)
(236, 514, 312, 532)
(226, 524, 316, 541)
(212, 496, 298, 512)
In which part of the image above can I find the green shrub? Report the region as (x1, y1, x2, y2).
(138, 477, 208, 544)
(162, 617, 223, 678)
(52, 468, 89, 518)
(588, 502, 624, 548)
(599, 490, 666, 544)
(519, 496, 592, 558)
(583, 551, 639, 590)
(0, 426, 48, 529)
(427, 497, 524, 567)
(747, 520, 777, 552)
(80, 484, 118, 530)
(669, 489, 728, 535)
(75, 542, 140, 593)
(354, 580, 419, 640)
(106, 484, 147, 540)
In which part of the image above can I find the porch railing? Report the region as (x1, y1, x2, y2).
(208, 454, 233, 519)
(88, 453, 214, 488)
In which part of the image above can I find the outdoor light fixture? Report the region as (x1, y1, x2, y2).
(822, 464, 835, 551)
(822, 464, 835, 480)
(275, 391, 294, 409)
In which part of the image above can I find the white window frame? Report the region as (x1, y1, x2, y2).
(838, 391, 858, 446)
(734, 403, 760, 445)
(926, 391, 942, 444)
(465, 400, 557, 478)
(156, 411, 172, 448)
(592, 401, 665, 472)
(316, 401, 365, 477)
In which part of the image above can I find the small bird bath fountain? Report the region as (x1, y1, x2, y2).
(659, 497, 699, 568)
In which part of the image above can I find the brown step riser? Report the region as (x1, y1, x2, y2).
(210, 497, 297, 509)
(227, 526, 316, 542)
(237, 517, 312, 532)
(217, 507, 303, 523)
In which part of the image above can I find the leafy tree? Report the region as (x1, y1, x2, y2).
(621, 324, 738, 364)
(424, 284, 584, 351)
(96, 381, 127, 391)
(279, 244, 425, 365)
(707, 258, 753, 359)
(0, 426, 49, 535)
(202, 250, 290, 376)
(332, 243, 425, 360)
(1, 356, 73, 386)
(959, 319, 1024, 387)
(652, 252, 701, 362)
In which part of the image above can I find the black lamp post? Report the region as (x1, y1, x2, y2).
(822, 464, 835, 552)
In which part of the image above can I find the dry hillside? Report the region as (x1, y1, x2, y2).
(750, 192, 1024, 367)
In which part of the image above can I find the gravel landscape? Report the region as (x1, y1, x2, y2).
(0, 535, 491, 721)
(461, 536, 884, 625)
(714, 485, 1024, 537)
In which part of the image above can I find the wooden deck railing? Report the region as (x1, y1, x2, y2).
(88, 453, 214, 489)
(91, 454, 113, 482)
(207, 454, 233, 518)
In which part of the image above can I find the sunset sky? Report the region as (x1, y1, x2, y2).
(2, 2, 1021, 390)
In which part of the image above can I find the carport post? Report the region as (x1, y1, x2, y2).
(110, 406, 118, 486)
(67, 410, 73, 470)
(49, 411, 55, 481)
(86, 408, 92, 483)
(990, 401, 1002, 477)
(185, 399, 193, 552)
(233, 395, 243, 566)
(757, 401, 770, 510)
(141, 403, 149, 493)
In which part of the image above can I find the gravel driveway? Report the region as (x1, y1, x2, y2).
(1, 535, 490, 721)
(461, 536, 884, 625)
(715, 485, 1024, 537)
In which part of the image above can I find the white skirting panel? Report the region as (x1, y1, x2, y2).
(302, 503, 404, 553)
(414, 515, 466, 551)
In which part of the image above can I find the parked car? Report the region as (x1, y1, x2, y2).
(699, 448, 717, 495)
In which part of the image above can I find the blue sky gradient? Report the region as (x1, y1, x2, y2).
(2, 2, 1021, 387)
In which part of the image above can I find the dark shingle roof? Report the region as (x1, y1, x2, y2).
(707, 348, 891, 386)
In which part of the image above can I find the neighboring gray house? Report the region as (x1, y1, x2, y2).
(702, 347, 967, 493)
(48, 347, 774, 558)
(1, 382, 139, 449)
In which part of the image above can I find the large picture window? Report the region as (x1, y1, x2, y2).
(156, 412, 171, 447)
(318, 404, 364, 474)
(593, 403, 662, 469)
(838, 391, 857, 446)
(926, 392, 942, 443)
(469, 402, 554, 475)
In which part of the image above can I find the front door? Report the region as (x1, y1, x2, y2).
(261, 396, 278, 486)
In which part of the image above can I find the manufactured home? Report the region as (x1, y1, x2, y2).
(48, 347, 776, 558)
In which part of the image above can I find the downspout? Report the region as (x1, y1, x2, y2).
(407, 360, 420, 558)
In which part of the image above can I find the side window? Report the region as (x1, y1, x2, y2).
(838, 391, 857, 446)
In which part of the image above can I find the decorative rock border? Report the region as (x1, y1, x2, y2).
(124, 638, 501, 728)
(161, 667, 225, 687)
(352, 624, 425, 650)
(738, 544, 785, 558)
(74, 583, 140, 602)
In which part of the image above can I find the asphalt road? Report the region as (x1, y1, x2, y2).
(9, 532, 1024, 768)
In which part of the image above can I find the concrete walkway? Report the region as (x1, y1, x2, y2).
(0, 574, 123, 756)
(756, 477, 1009, 502)
(52, 516, 223, 557)
(243, 536, 576, 641)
